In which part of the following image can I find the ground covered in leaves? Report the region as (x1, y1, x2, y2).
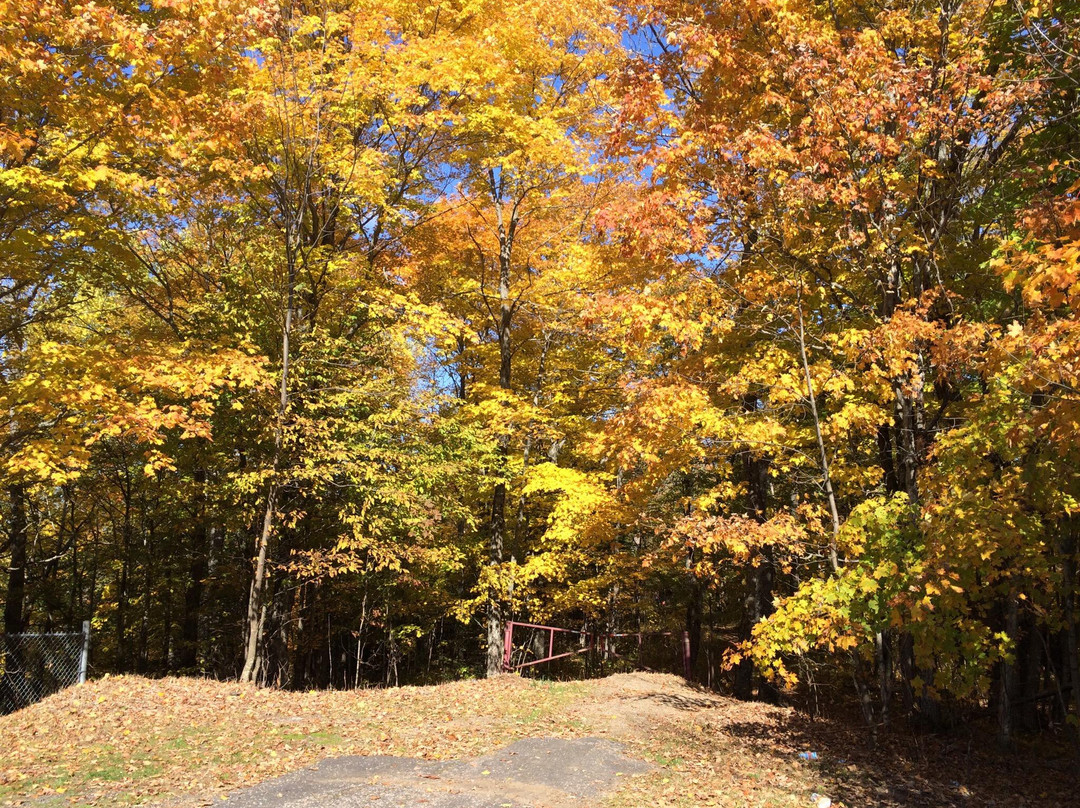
(1, 673, 1075, 807)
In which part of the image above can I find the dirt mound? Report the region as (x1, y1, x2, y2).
(3, 672, 1077, 808)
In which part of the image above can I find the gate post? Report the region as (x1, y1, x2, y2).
(78, 621, 90, 684)
(682, 630, 691, 680)
(502, 621, 513, 672)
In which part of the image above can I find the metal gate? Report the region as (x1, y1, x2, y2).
(502, 621, 691, 678)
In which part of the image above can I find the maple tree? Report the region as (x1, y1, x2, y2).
(599, 0, 1080, 740)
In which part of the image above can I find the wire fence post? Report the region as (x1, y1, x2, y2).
(79, 620, 90, 685)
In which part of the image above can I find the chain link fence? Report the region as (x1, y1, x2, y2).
(0, 622, 89, 714)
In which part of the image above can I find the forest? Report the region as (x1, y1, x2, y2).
(1, 0, 1079, 747)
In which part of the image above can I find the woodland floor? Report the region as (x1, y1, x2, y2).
(0, 672, 1076, 807)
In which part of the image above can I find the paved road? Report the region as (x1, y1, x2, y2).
(224, 737, 651, 807)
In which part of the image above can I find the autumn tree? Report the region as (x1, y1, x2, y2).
(0, 0, 270, 641)
(403, 0, 622, 675)
(598, 0, 1080, 736)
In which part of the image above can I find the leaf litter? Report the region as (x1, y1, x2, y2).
(1, 673, 1076, 807)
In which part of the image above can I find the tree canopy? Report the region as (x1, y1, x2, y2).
(2, 0, 1079, 742)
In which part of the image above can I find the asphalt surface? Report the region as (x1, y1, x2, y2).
(223, 737, 651, 807)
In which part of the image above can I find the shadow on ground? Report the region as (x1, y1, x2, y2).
(716, 707, 1079, 807)
(587, 673, 1079, 808)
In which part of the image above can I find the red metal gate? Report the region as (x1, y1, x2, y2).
(501, 620, 692, 678)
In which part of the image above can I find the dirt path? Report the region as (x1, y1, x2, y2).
(222, 673, 707, 808)
(575, 672, 730, 734)
(224, 737, 651, 807)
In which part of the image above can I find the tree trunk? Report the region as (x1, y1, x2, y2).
(241, 231, 296, 683)
(682, 473, 702, 677)
(1015, 616, 1042, 734)
(876, 630, 893, 729)
(516, 331, 551, 546)
(685, 573, 702, 676)
(178, 467, 209, 672)
(486, 480, 506, 676)
(241, 483, 278, 682)
(1061, 526, 1080, 730)
(67, 490, 80, 627)
(4, 484, 28, 636)
(998, 595, 1019, 749)
(876, 425, 899, 495)
(796, 291, 840, 571)
(853, 650, 878, 745)
(485, 170, 516, 677)
(117, 473, 132, 670)
(735, 411, 773, 701)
